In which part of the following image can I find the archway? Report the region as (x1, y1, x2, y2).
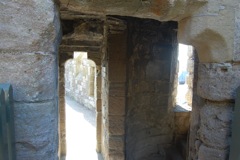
(58, 19, 104, 159)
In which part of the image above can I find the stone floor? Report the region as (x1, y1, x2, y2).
(65, 96, 104, 160)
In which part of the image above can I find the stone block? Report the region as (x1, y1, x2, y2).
(198, 144, 228, 160)
(14, 100, 58, 160)
(135, 94, 151, 106)
(108, 96, 125, 115)
(152, 44, 173, 61)
(0, 0, 60, 53)
(132, 81, 155, 93)
(234, 8, 240, 61)
(154, 81, 170, 93)
(198, 63, 240, 101)
(0, 53, 57, 102)
(186, 74, 193, 88)
(127, 134, 172, 160)
(185, 89, 193, 105)
(96, 99, 102, 112)
(150, 94, 169, 108)
(174, 112, 190, 135)
(109, 82, 126, 97)
(108, 136, 124, 151)
(108, 33, 127, 61)
(108, 152, 125, 160)
(107, 115, 125, 136)
(108, 61, 127, 82)
(146, 60, 164, 81)
(187, 59, 194, 73)
(199, 103, 233, 149)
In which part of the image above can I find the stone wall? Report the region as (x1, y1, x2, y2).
(65, 53, 96, 110)
(186, 52, 239, 160)
(186, 47, 194, 107)
(126, 18, 178, 160)
(101, 17, 128, 160)
(0, 1, 61, 159)
(1, 0, 239, 159)
(59, 19, 104, 157)
(192, 63, 238, 160)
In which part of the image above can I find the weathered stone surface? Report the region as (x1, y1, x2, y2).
(234, 7, 240, 61)
(108, 136, 124, 151)
(101, 20, 128, 160)
(126, 19, 177, 160)
(198, 144, 229, 160)
(108, 152, 125, 160)
(0, 53, 57, 102)
(60, 0, 206, 21)
(197, 63, 240, 101)
(108, 61, 127, 82)
(109, 82, 126, 97)
(187, 55, 205, 160)
(0, 1, 61, 158)
(14, 101, 58, 160)
(178, 1, 237, 63)
(107, 115, 125, 136)
(199, 103, 233, 150)
(108, 96, 125, 116)
(174, 112, 190, 135)
(0, 0, 60, 53)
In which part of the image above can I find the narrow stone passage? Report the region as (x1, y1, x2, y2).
(65, 96, 103, 160)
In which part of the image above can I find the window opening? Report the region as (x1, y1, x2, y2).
(176, 44, 193, 111)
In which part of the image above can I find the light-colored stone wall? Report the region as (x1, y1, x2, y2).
(0, 1, 61, 159)
(65, 53, 96, 110)
(186, 47, 194, 107)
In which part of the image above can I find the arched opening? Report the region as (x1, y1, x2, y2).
(63, 51, 102, 159)
(58, 18, 104, 160)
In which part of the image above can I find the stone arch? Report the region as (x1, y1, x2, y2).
(58, 51, 102, 158)
(178, 19, 231, 63)
(58, 18, 104, 158)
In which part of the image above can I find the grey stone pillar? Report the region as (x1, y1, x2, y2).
(0, 1, 61, 159)
(193, 63, 240, 160)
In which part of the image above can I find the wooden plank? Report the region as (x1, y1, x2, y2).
(229, 86, 240, 160)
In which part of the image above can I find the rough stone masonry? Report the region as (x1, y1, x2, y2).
(0, 0, 240, 160)
(0, 1, 61, 159)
